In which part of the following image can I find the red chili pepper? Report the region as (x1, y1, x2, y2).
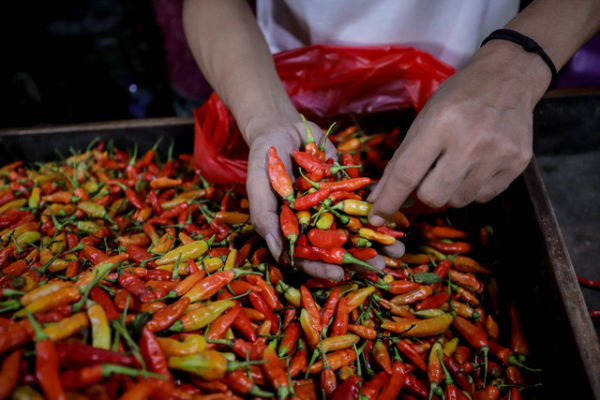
(25, 312, 65, 400)
(146, 297, 190, 332)
(55, 341, 137, 367)
(248, 291, 279, 334)
(118, 272, 155, 303)
(81, 245, 107, 265)
(247, 275, 283, 310)
(205, 305, 241, 343)
(360, 371, 387, 400)
(268, 147, 294, 202)
(319, 177, 372, 192)
(404, 373, 429, 398)
(330, 374, 360, 400)
(289, 340, 307, 378)
(301, 285, 322, 333)
(320, 287, 340, 328)
(377, 361, 406, 400)
(126, 245, 156, 267)
(89, 287, 120, 321)
(330, 297, 349, 336)
(341, 152, 360, 179)
(262, 345, 290, 400)
(280, 204, 299, 257)
(397, 340, 427, 372)
(293, 188, 330, 211)
(416, 292, 450, 310)
(509, 306, 529, 356)
(278, 321, 300, 357)
(147, 190, 162, 214)
(159, 202, 189, 220)
(308, 228, 348, 248)
(373, 340, 393, 375)
(0, 349, 21, 399)
(433, 259, 452, 280)
(140, 327, 172, 380)
(428, 240, 472, 254)
(347, 247, 378, 260)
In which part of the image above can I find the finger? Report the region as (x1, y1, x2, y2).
(474, 169, 518, 203)
(416, 151, 472, 209)
(368, 127, 443, 226)
(296, 259, 345, 281)
(446, 163, 496, 208)
(379, 240, 406, 259)
(347, 255, 385, 274)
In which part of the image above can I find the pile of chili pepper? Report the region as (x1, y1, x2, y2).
(0, 128, 539, 400)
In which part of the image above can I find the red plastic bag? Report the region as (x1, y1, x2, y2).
(194, 44, 455, 186)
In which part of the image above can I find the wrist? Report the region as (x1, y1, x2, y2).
(471, 40, 552, 109)
(237, 95, 300, 146)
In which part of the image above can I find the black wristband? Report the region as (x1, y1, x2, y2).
(481, 28, 557, 87)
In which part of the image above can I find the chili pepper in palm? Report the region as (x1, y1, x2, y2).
(0, 349, 21, 400)
(25, 311, 65, 400)
(308, 228, 348, 248)
(292, 188, 330, 211)
(293, 150, 356, 177)
(278, 321, 300, 357)
(247, 275, 283, 309)
(267, 146, 295, 203)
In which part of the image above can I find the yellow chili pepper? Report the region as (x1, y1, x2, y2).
(316, 212, 334, 230)
(50, 233, 66, 254)
(391, 286, 434, 305)
(160, 190, 205, 210)
(320, 334, 359, 353)
(21, 281, 72, 306)
(15, 286, 80, 317)
(74, 220, 104, 235)
(156, 240, 209, 266)
(0, 199, 27, 214)
(44, 312, 89, 341)
(224, 249, 237, 270)
(336, 200, 372, 216)
(203, 257, 223, 273)
(16, 231, 41, 248)
(174, 300, 235, 332)
(87, 304, 110, 349)
(443, 337, 460, 357)
(157, 334, 206, 357)
(108, 197, 128, 218)
(344, 286, 375, 311)
(28, 187, 41, 208)
(151, 237, 173, 254)
(380, 313, 454, 337)
(178, 232, 194, 245)
(358, 227, 395, 245)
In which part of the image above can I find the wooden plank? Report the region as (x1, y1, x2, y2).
(524, 159, 600, 399)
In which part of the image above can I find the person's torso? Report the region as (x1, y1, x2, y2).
(256, 0, 519, 68)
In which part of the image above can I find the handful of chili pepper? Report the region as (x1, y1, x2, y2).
(0, 130, 539, 399)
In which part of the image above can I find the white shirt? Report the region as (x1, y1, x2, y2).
(256, 0, 519, 68)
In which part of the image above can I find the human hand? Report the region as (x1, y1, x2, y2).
(368, 41, 550, 226)
(245, 117, 362, 281)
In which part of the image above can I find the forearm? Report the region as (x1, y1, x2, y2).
(182, 0, 299, 143)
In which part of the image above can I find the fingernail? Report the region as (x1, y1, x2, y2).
(265, 233, 282, 260)
(369, 214, 385, 227)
